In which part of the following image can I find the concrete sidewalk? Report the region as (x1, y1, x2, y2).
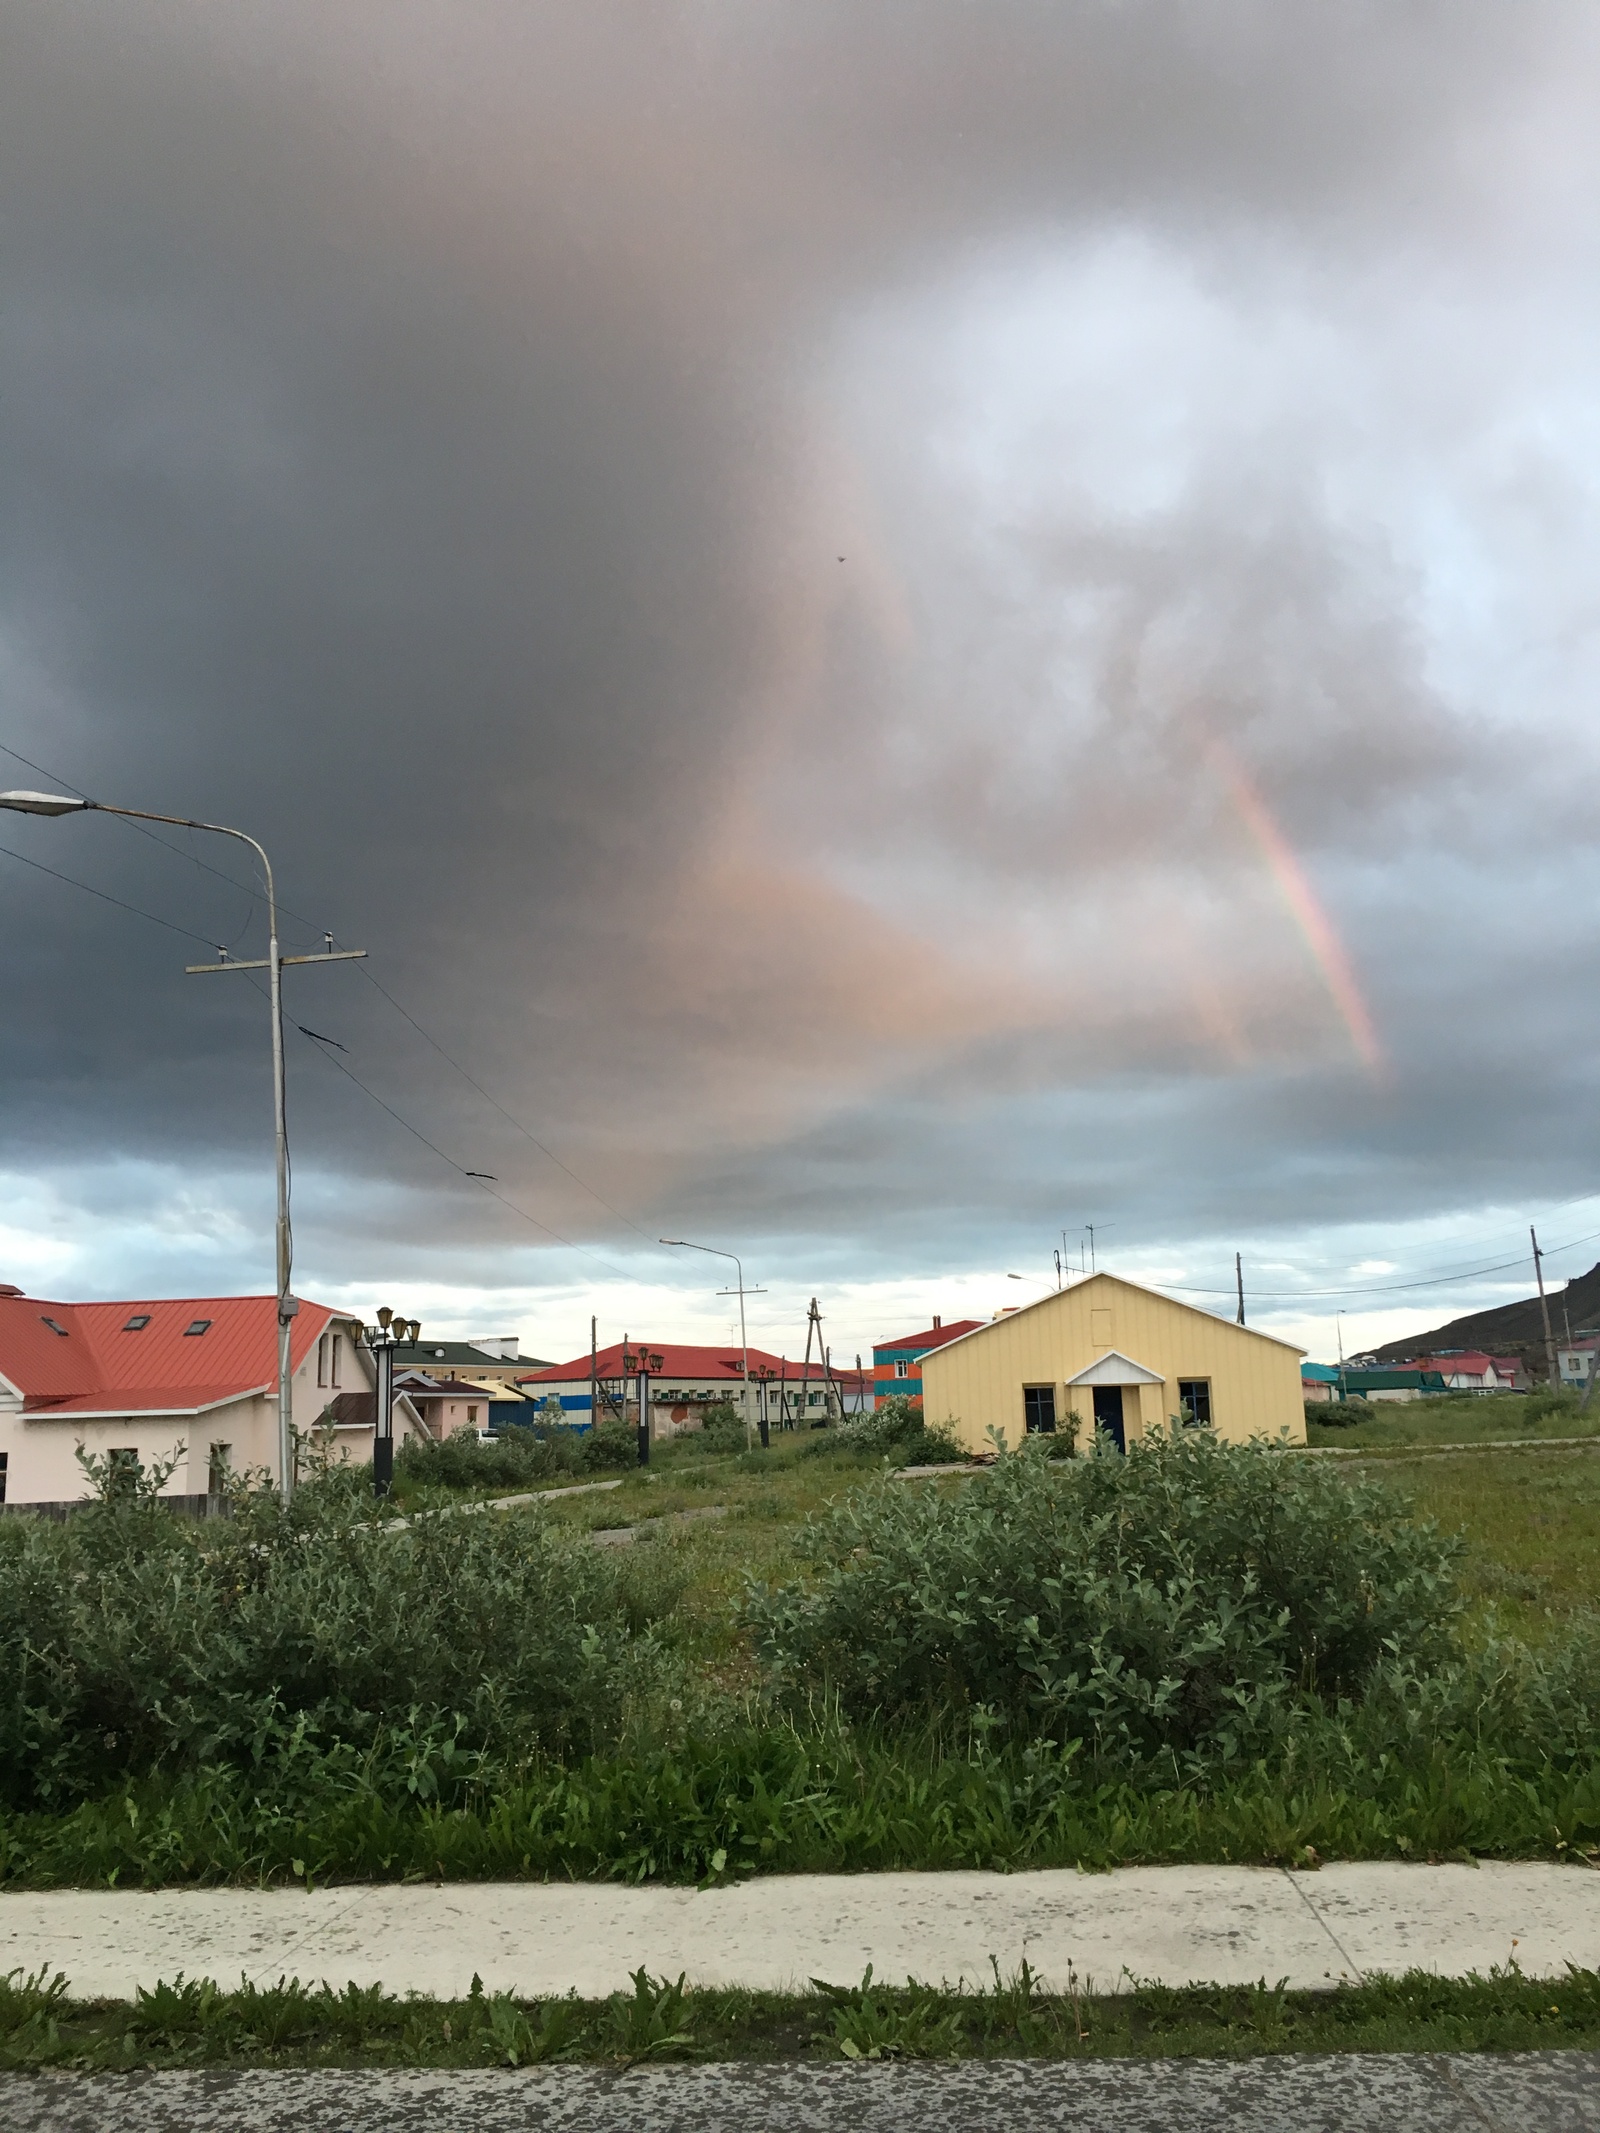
(3, 1862, 1596, 2001)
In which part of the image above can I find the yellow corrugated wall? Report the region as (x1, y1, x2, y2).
(920, 1274, 1306, 1452)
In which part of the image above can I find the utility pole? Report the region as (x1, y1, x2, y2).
(1531, 1226, 1559, 1391)
(1336, 1311, 1348, 1404)
(0, 789, 363, 1505)
(1086, 1224, 1097, 1273)
(660, 1239, 761, 1448)
(590, 1315, 598, 1431)
(1235, 1252, 1246, 1327)
(1054, 1248, 1063, 1289)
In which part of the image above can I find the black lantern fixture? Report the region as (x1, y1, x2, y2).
(363, 1308, 421, 1495)
(621, 1343, 665, 1466)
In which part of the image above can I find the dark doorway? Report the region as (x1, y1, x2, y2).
(1092, 1384, 1126, 1453)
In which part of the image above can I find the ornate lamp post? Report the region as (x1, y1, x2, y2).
(749, 1363, 778, 1448)
(363, 1307, 421, 1495)
(621, 1343, 664, 1466)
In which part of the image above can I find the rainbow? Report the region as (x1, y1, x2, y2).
(1208, 738, 1385, 1079)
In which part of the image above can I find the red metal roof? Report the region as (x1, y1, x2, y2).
(0, 1292, 339, 1415)
(518, 1341, 870, 1389)
(873, 1320, 986, 1357)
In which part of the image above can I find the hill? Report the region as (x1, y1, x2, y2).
(1370, 1260, 1600, 1366)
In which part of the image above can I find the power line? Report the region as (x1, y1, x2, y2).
(293, 1025, 637, 1278)
(1, 728, 661, 1248)
(0, 838, 217, 948)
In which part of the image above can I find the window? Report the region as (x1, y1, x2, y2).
(0, 1451, 6, 1503)
(108, 1448, 141, 1497)
(184, 1319, 212, 1338)
(317, 1333, 328, 1388)
(1177, 1379, 1212, 1428)
(122, 1314, 151, 1332)
(331, 1333, 342, 1388)
(208, 1443, 231, 1495)
(39, 1316, 68, 1337)
(1023, 1385, 1057, 1434)
(467, 1404, 479, 1425)
(894, 1359, 911, 1378)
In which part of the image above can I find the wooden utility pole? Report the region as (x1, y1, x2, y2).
(1531, 1227, 1559, 1390)
(1235, 1252, 1245, 1326)
(590, 1315, 598, 1431)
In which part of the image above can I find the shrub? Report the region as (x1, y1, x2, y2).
(0, 1474, 678, 1811)
(396, 1414, 636, 1494)
(749, 1430, 1462, 1768)
(829, 1394, 967, 1466)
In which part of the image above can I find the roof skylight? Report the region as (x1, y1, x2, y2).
(39, 1315, 68, 1337)
(123, 1314, 151, 1332)
(184, 1319, 212, 1337)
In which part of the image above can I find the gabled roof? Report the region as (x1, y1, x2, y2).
(519, 1341, 870, 1388)
(0, 1291, 347, 1416)
(1065, 1350, 1164, 1387)
(873, 1320, 987, 1357)
(918, 1272, 1307, 1361)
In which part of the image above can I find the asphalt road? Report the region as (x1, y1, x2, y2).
(4, 2053, 1598, 2132)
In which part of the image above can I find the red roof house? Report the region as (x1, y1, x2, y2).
(0, 1286, 412, 1507)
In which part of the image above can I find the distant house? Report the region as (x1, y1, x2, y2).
(518, 1342, 871, 1439)
(872, 1316, 987, 1407)
(0, 1284, 423, 1508)
(1340, 1367, 1449, 1404)
(1301, 1361, 1344, 1402)
(919, 1273, 1306, 1453)
(388, 1336, 553, 1389)
(393, 1372, 509, 1440)
(1557, 1340, 1600, 1389)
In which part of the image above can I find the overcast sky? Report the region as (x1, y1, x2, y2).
(4, 2, 1600, 1368)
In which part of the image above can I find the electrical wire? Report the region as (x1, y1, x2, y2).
(1, 729, 663, 1244)
(294, 1025, 638, 1278)
(0, 808, 640, 1280)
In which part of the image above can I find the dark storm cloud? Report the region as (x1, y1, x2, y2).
(2, 0, 1599, 1293)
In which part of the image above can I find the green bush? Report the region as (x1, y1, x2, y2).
(0, 1474, 678, 1812)
(829, 1393, 967, 1466)
(396, 1414, 635, 1494)
(750, 1430, 1463, 1767)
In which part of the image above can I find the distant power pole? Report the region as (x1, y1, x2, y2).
(1235, 1252, 1245, 1326)
(1531, 1226, 1559, 1389)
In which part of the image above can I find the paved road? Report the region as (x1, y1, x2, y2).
(4, 2052, 1597, 2131)
(3, 1862, 1596, 2002)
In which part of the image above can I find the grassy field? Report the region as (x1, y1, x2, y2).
(1306, 1390, 1600, 1450)
(4, 1962, 1598, 2069)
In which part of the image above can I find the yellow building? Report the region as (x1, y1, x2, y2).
(920, 1273, 1306, 1454)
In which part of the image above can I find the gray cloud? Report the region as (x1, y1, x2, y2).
(3, 0, 1599, 1329)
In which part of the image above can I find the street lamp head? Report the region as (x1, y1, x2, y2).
(376, 1306, 393, 1330)
(659, 1238, 686, 1247)
(0, 791, 92, 817)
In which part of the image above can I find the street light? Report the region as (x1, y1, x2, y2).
(620, 1343, 664, 1465)
(363, 1309, 421, 1496)
(660, 1238, 758, 1449)
(0, 789, 364, 1502)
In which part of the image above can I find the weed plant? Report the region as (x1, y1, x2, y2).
(3, 1960, 1599, 2069)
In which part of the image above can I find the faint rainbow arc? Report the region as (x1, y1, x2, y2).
(1209, 742, 1385, 1080)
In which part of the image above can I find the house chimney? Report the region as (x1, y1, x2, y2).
(933, 1315, 941, 1329)
(0, 1284, 22, 1297)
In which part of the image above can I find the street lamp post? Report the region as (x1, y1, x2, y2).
(621, 1343, 663, 1465)
(0, 789, 364, 1503)
(660, 1239, 760, 1449)
(363, 1309, 420, 1496)
(749, 1362, 778, 1448)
